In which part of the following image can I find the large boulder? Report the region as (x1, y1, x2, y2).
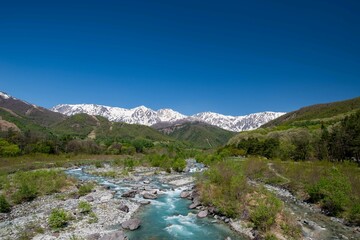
(180, 191, 191, 198)
(121, 190, 137, 198)
(99, 231, 127, 240)
(143, 193, 157, 199)
(197, 210, 208, 218)
(118, 204, 129, 213)
(189, 200, 200, 209)
(121, 218, 141, 230)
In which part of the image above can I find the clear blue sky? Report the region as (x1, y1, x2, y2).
(1, 0, 359, 115)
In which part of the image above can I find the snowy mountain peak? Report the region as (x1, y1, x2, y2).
(0, 92, 14, 100)
(51, 103, 285, 132)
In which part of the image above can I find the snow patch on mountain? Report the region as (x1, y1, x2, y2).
(0, 92, 15, 100)
(52, 104, 285, 132)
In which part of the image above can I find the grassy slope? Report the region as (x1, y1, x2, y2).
(229, 96, 360, 145)
(164, 122, 236, 149)
(263, 96, 360, 128)
(0, 108, 51, 137)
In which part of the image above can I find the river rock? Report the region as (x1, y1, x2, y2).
(121, 190, 137, 198)
(140, 200, 151, 205)
(197, 210, 208, 218)
(180, 191, 191, 198)
(143, 193, 157, 199)
(118, 204, 129, 213)
(99, 230, 128, 240)
(86, 233, 101, 240)
(143, 180, 150, 184)
(85, 195, 95, 202)
(189, 200, 200, 209)
(122, 218, 141, 230)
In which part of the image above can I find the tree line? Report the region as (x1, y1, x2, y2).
(226, 110, 360, 162)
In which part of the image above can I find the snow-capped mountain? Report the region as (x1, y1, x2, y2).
(192, 111, 285, 132)
(52, 104, 187, 126)
(52, 103, 285, 132)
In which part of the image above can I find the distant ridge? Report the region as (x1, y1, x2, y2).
(52, 103, 285, 132)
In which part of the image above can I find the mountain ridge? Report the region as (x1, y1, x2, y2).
(52, 103, 285, 132)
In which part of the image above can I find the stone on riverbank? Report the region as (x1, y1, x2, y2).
(118, 204, 129, 213)
(121, 218, 141, 230)
(180, 191, 191, 198)
(143, 193, 157, 199)
(99, 230, 128, 240)
(140, 200, 151, 205)
(121, 190, 137, 198)
(197, 210, 208, 218)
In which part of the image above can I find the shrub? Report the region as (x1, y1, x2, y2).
(250, 191, 282, 231)
(307, 167, 351, 216)
(78, 183, 94, 196)
(88, 211, 98, 224)
(0, 194, 11, 213)
(12, 183, 37, 204)
(348, 202, 360, 226)
(10, 170, 70, 204)
(95, 162, 103, 168)
(78, 201, 91, 214)
(48, 209, 69, 230)
(265, 234, 279, 240)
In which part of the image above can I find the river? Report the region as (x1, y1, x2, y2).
(66, 167, 244, 240)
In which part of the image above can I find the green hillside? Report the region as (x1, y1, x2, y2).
(50, 113, 173, 142)
(160, 122, 236, 149)
(228, 96, 360, 162)
(262, 96, 360, 128)
(0, 108, 51, 137)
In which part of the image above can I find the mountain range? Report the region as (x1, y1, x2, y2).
(52, 104, 285, 132)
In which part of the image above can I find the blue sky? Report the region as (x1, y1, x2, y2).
(1, 0, 359, 115)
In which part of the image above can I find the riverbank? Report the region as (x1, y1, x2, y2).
(0, 182, 140, 239)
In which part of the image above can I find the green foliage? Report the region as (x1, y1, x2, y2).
(263, 96, 360, 128)
(48, 208, 69, 230)
(10, 170, 69, 204)
(164, 122, 236, 149)
(348, 202, 360, 226)
(132, 138, 154, 153)
(95, 161, 103, 168)
(307, 167, 351, 216)
(0, 194, 11, 213)
(124, 158, 135, 170)
(265, 234, 279, 240)
(78, 201, 92, 214)
(250, 190, 282, 231)
(12, 183, 37, 204)
(198, 161, 249, 217)
(78, 183, 94, 196)
(172, 158, 186, 172)
(0, 139, 20, 156)
(88, 211, 98, 224)
(236, 138, 280, 159)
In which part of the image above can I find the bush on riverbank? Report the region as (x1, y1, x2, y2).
(307, 167, 351, 216)
(0, 194, 11, 213)
(196, 159, 301, 238)
(1, 169, 74, 205)
(78, 183, 94, 196)
(48, 208, 70, 230)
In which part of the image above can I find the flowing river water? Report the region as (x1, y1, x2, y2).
(66, 167, 243, 240)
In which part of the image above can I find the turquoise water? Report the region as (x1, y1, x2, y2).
(127, 190, 243, 240)
(66, 168, 243, 240)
